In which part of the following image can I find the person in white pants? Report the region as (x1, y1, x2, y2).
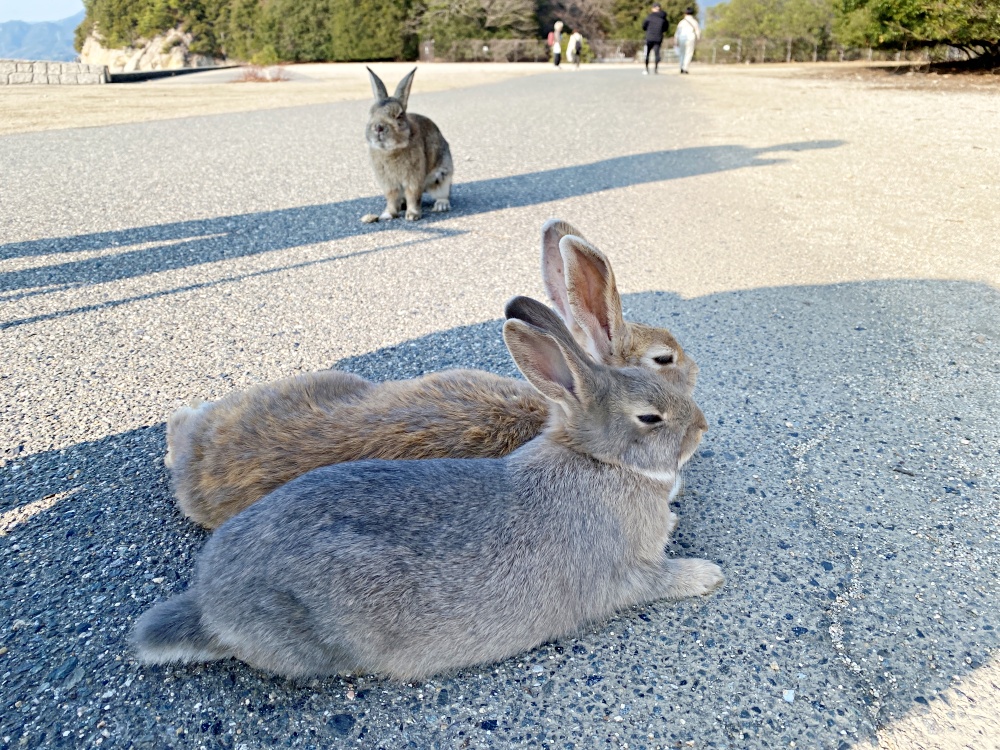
(674, 7, 701, 74)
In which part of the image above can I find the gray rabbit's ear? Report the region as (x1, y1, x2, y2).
(504, 295, 587, 360)
(560, 235, 626, 363)
(539, 218, 586, 327)
(393, 67, 417, 110)
(367, 67, 388, 101)
(503, 320, 582, 406)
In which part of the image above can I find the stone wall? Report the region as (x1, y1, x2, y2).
(0, 59, 109, 85)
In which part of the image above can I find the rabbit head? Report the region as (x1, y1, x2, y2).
(540, 219, 699, 393)
(365, 67, 416, 152)
(504, 296, 707, 481)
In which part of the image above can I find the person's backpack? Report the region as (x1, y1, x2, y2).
(547, 31, 555, 47)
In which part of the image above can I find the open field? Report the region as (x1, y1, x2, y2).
(1, 62, 998, 749)
(0, 61, 555, 135)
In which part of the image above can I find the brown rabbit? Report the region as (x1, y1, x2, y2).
(136, 296, 721, 681)
(166, 220, 698, 529)
(359, 67, 452, 223)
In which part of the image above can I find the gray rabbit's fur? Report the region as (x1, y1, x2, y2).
(134, 296, 722, 680)
(360, 67, 453, 223)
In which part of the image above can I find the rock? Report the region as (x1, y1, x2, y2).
(78, 27, 225, 73)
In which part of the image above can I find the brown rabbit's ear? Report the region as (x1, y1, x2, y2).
(367, 67, 388, 101)
(539, 218, 586, 327)
(560, 235, 627, 363)
(503, 319, 587, 406)
(393, 67, 417, 110)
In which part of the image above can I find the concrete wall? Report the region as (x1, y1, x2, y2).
(0, 60, 109, 85)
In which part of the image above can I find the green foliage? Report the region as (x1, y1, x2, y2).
(839, 0, 1000, 54)
(421, 0, 537, 51)
(608, 0, 699, 38)
(706, 0, 1000, 58)
(330, 0, 417, 61)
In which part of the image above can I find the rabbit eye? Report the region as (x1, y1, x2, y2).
(637, 414, 663, 425)
(653, 353, 675, 365)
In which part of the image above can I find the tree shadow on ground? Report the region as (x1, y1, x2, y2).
(1, 277, 996, 749)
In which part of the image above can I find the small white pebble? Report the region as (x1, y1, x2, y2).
(783, 689, 795, 703)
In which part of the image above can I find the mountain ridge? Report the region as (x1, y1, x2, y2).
(0, 11, 84, 62)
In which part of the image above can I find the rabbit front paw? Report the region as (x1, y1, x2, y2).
(361, 213, 380, 223)
(405, 209, 421, 221)
(432, 199, 451, 212)
(659, 558, 725, 599)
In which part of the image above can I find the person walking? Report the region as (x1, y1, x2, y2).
(548, 20, 564, 68)
(641, 3, 669, 75)
(674, 7, 701, 74)
(567, 29, 584, 69)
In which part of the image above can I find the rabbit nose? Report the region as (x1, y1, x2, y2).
(375, 124, 384, 134)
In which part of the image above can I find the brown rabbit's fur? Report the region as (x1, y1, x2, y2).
(360, 67, 453, 223)
(166, 220, 698, 529)
(166, 369, 546, 529)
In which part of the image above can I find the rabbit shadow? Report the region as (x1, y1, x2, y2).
(1, 278, 997, 748)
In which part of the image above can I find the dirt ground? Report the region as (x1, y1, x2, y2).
(4, 60, 999, 137)
(0, 61, 556, 136)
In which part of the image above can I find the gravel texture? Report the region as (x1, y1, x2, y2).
(1, 64, 998, 749)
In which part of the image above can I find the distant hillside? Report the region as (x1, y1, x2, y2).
(0, 11, 83, 62)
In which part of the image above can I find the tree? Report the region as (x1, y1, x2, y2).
(838, 0, 1000, 61)
(538, 0, 614, 40)
(608, 0, 700, 38)
(329, 0, 416, 60)
(420, 0, 537, 50)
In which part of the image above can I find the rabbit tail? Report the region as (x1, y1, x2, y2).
(132, 592, 229, 665)
(164, 401, 208, 469)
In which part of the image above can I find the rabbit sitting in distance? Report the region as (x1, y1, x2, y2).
(133, 295, 722, 681)
(165, 219, 699, 529)
(360, 67, 452, 223)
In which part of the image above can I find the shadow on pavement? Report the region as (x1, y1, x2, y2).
(1, 277, 996, 749)
(0, 139, 842, 288)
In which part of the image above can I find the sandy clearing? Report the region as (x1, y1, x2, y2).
(0, 61, 557, 136)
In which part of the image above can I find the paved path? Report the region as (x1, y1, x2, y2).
(1, 65, 998, 750)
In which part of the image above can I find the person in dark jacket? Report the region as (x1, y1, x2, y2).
(642, 3, 669, 74)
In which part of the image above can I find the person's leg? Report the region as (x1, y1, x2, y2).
(644, 43, 650, 73)
(677, 39, 687, 72)
(653, 42, 661, 73)
(684, 41, 696, 72)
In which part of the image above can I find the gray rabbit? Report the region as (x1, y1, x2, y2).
(132, 296, 722, 680)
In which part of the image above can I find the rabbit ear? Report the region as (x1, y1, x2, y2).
(367, 67, 388, 101)
(539, 218, 586, 327)
(503, 296, 595, 406)
(560, 235, 627, 363)
(393, 67, 417, 110)
(503, 320, 582, 406)
(504, 295, 587, 360)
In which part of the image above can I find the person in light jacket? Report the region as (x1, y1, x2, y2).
(674, 7, 701, 74)
(567, 29, 584, 69)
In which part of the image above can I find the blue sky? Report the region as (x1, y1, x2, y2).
(0, 0, 83, 23)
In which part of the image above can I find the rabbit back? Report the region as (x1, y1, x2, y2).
(168, 368, 546, 528)
(139, 450, 659, 680)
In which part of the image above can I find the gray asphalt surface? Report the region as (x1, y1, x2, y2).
(1, 66, 998, 750)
